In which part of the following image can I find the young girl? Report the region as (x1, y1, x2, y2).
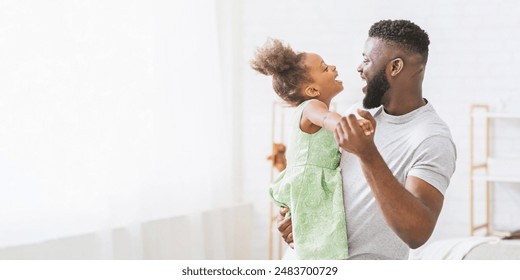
(251, 39, 374, 260)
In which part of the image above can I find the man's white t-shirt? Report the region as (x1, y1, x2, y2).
(342, 101, 456, 259)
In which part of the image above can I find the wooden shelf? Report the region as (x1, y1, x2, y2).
(472, 112, 520, 119)
(472, 176, 520, 184)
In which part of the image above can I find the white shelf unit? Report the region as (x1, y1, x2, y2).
(469, 104, 520, 236)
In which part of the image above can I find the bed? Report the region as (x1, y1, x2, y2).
(411, 236, 520, 260)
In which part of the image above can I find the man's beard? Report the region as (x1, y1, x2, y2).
(363, 68, 390, 109)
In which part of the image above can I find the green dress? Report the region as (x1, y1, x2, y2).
(270, 99, 348, 260)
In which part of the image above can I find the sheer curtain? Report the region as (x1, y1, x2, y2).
(0, 0, 237, 258)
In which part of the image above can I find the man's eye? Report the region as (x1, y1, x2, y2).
(324, 66, 329, 72)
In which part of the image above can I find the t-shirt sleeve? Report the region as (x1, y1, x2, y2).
(407, 136, 457, 195)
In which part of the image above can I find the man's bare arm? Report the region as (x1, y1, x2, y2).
(357, 149, 443, 248)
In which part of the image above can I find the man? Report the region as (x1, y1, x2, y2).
(278, 19, 456, 259)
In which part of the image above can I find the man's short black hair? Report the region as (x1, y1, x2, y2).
(369, 19, 430, 61)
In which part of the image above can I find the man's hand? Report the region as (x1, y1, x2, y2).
(277, 206, 294, 248)
(334, 109, 377, 158)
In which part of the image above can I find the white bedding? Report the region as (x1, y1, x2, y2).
(410, 237, 520, 260)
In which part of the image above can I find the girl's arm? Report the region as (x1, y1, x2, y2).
(301, 100, 373, 135)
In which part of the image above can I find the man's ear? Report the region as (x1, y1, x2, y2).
(304, 86, 320, 97)
(389, 57, 404, 77)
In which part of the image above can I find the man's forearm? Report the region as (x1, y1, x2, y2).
(358, 149, 438, 249)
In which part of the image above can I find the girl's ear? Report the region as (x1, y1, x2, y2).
(304, 86, 320, 97)
(389, 57, 404, 77)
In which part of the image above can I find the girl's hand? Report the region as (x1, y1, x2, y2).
(358, 118, 374, 136)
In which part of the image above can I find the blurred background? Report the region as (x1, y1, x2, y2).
(1, 0, 519, 259)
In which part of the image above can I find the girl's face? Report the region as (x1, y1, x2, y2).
(302, 53, 344, 100)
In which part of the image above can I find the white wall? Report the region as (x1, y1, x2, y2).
(241, 0, 520, 259)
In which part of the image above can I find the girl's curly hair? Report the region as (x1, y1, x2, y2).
(250, 39, 311, 106)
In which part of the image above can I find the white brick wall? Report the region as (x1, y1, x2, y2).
(240, 0, 520, 258)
